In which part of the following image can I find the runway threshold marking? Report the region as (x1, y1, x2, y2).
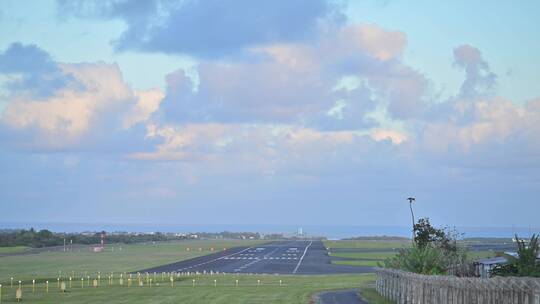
(175, 246, 256, 272)
(292, 241, 313, 274)
(233, 244, 284, 272)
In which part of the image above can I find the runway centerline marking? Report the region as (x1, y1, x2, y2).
(292, 241, 312, 274)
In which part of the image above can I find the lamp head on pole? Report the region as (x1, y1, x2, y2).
(407, 197, 415, 203)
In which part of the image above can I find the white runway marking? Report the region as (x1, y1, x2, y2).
(292, 241, 312, 274)
(175, 246, 254, 272)
(233, 242, 284, 272)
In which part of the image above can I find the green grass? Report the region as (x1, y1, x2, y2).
(324, 240, 409, 250)
(329, 251, 397, 267)
(0, 240, 264, 281)
(329, 251, 397, 260)
(0, 273, 375, 304)
(468, 251, 496, 260)
(0, 240, 388, 303)
(0, 246, 30, 254)
(332, 260, 381, 267)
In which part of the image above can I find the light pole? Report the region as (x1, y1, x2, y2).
(407, 197, 416, 243)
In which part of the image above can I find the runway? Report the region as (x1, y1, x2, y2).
(139, 240, 373, 275)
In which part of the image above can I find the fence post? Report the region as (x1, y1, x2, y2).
(533, 278, 540, 304)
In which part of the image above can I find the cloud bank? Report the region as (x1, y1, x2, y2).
(0, 0, 538, 227)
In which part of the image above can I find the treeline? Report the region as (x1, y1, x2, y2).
(0, 228, 271, 248)
(0, 229, 62, 247)
(195, 231, 262, 239)
(0, 228, 188, 248)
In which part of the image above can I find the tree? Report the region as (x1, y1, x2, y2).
(384, 217, 469, 275)
(413, 218, 458, 252)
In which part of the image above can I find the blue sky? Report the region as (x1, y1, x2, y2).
(0, 0, 539, 231)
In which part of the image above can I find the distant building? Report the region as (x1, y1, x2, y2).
(475, 252, 540, 278)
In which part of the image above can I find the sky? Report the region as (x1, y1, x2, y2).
(0, 0, 539, 231)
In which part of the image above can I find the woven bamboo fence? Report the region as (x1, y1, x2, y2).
(375, 267, 540, 304)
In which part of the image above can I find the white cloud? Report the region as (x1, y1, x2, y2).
(371, 129, 407, 144)
(123, 89, 165, 128)
(129, 123, 364, 162)
(418, 96, 540, 171)
(338, 24, 406, 61)
(160, 24, 426, 128)
(1, 62, 164, 148)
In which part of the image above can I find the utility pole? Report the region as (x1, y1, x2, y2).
(407, 197, 416, 243)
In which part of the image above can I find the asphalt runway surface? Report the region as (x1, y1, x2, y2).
(314, 289, 366, 304)
(140, 240, 374, 275)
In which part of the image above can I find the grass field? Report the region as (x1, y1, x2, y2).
(0, 240, 264, 281)
(324, 240, 403, 269)
(0, 239, 399, 303)
(329, 252, 397, 260)
(0, 273, 376, 304)
(332, 260, 381, 267)
(324, 240, 409, 250)
(0, 238, 504, 303)
(0, 246, 29, 254)
(329, 251, 397, 267)
(468, 251, 496, 260)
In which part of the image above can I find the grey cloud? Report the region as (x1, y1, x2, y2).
(57, 0, 345, 59)
(454, 44, 497, 98)
(0, 42, 77, 98)
(157, 24, 427, 129)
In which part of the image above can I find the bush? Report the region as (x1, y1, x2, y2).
(383, 245, 469, 275)
(383, 245, 446, 274)
(383, 218, 470, 275)
(413, 218, 460, 252)
(491, 234, 540, 277)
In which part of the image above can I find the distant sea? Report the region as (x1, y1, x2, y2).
(1, 222, 538, 240)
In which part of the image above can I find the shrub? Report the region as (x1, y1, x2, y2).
(383, 245, 447, 275)
(414, 218, 460, 252)
(383, 245, 469, 275)
(383, 218, 470, 275)
(491, 234, 540, 277)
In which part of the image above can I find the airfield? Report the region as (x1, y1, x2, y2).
(140, 240, 373, 275)
(0, 238, 502, 303)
